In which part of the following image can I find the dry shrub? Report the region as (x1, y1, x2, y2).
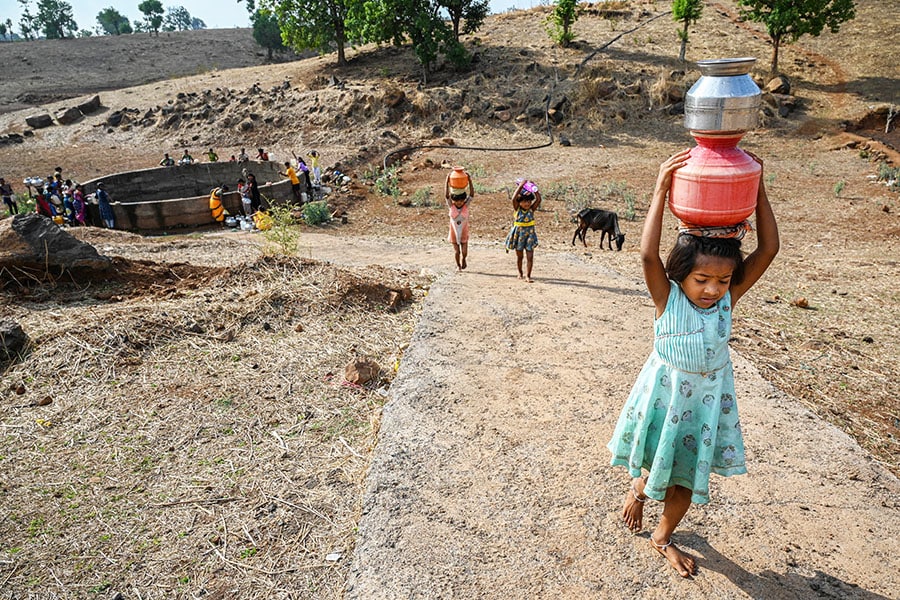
(648, 70, 676, 109)
(572, 73, 619, 125)
(410, 91, 436, 116)
(0, 255, 431, 598)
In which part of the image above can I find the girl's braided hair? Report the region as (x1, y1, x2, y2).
(665, 234, 746, 285)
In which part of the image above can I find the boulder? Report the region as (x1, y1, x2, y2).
(0, 320, 29, 362)
(77, 95, 102, 114)
(106, 111, 124, 127)
(56, 106, 83, 125)
(25, 114, 53, 129)
(0, 133, 24, 146)
(0, 214, 112, 274)
(590, 80, 618, 100)
(383, 88, 406, 108)
(764, 75, 791, 95)
(345, 358, 380, 385)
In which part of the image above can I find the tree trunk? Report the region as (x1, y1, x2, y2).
(337, 42, 346, 67)
(770, 35, 781, 75)
(679, 21, 688, 62)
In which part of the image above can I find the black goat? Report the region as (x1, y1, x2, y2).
(572, 208, 625, 250)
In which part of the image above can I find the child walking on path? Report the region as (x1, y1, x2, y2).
(607, 149, 779, 578)
(445, 170, 475, 272)
(505, 179, 542, 282)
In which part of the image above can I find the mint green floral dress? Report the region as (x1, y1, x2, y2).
(607, 281, 746, 504)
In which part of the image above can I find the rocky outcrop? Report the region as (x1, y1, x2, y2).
(0, 320, 30, 362)
(0, 214, 111, 275)
(56, 106, 83, 125)
(77, 94, 102, 114)
(25, 114, 53, 129)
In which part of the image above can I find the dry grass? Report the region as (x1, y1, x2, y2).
(0, 254, 430, 598)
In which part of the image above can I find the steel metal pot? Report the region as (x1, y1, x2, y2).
(684, 57, 761, 133)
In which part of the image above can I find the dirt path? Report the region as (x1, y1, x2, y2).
(294, 232, 899, 599)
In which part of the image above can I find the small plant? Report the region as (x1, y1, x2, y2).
(876, 161, 899, 191)
(240, 547, 258, 559)
(261, 203, 301, 256)
(407, 186, 437, 208)
(372, 165, 401, 199)
(545, 0, 578, 47)
(302, 200, 331, 225)
(765, 173, 777, 186)
(462, 163, 487, 179)
(833, 181, 846, 197)
(622, 189, 636, 221)
(13, 193, 34, 214)
(27, 517, 48, 537)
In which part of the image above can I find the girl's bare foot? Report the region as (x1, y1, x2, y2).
(622, 478, 646, 531)
(518, 274, 524, 280)
(461, 257, 467, 270)
(525, 276, 534, 283)
(650, 536, 697, 578)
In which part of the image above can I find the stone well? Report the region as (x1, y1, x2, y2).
(80, 161, 293, 231)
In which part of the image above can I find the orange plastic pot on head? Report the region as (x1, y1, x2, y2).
(448, 167, 469, 190)
(669, 132, 760, 227)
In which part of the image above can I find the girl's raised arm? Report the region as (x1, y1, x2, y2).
(532, 189, 543, 211)
(643, 150, 691, 315)
(511, 180, 525, 209)
(730, 154, 779, 305)
(444, 174, 451, 203)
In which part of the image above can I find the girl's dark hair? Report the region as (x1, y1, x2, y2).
(451, 192, 467, 201)
(665, 234, 745, 285)
(518, 191, 534, 202)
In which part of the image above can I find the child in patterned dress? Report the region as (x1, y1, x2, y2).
(607, 149, 779, 577)
(505, 179, 542, 282)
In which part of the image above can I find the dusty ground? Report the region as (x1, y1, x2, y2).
(0, 1, 898, 597)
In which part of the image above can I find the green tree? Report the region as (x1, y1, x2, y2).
(19, 0, 78, 39)
(361, 0, 468, 76)
(18, 0, 37, 40)
(138, 0, 164, 36)
(251, 9, 285, 60)
(190, 17, 207, 29)
(737, 0, 856, 74)
(260, 0, 367, 67)
(672, 0, 702, 62)
(441, 0, 488, 41)
(97, 7, 133, 35)
(546, 0, 578, 47)
(163, 6, 193, 31)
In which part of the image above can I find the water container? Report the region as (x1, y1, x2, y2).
(448, 167, 469, 190)
(684, 57, 761, 133)
(669, 132, 760, 227)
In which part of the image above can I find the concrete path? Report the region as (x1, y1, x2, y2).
(300, 233, 899, 600)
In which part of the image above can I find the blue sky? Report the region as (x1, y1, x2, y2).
(1, 0, 536, 31)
